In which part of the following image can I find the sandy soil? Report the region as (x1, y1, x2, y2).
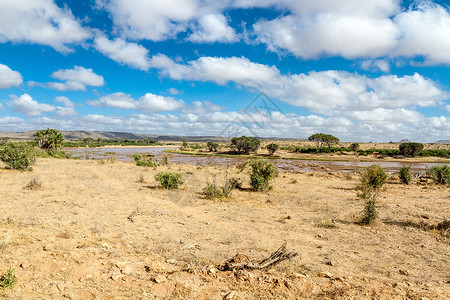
(0, 158, 449, 299)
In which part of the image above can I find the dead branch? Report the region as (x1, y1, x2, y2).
(221, 243, 298, 271)
(127, 207, 143, 222)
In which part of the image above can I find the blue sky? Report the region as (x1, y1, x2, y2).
(0, 0, 449, 142)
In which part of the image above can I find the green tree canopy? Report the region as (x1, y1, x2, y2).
(33, 128, 65, 150)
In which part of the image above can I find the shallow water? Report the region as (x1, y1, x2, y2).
(65, 147, 443, 173)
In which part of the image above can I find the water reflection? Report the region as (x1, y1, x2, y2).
(65, 147, 443, 173)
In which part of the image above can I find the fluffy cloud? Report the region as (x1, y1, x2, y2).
(249, 0, 450, 65)
(0, 0, 90, 52)
(93, 36, 151, 70)
(187, 14, 238, 43)
(7, 93, 77, 117)
(394, 2, 450, 64)
(0, 64, 23, 89)
(8, 94, 56, 116)
(49, 66, 105, 91)
(150, 55, 280, 86)
(360, 59, 390, 72)
(87, 92, 185, 113)
(55, 96, 75, 108)
(149, 55, 448, 115)
(97, 0, 236, 43)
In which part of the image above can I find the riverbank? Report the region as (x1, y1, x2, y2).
(0, 158, 448, 299)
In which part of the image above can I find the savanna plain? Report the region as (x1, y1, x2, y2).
(0, 142, 449, 299)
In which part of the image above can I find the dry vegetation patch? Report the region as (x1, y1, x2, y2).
(0, 158, 448, 299)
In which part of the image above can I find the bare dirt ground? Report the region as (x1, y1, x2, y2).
(0, 158, 449, 299)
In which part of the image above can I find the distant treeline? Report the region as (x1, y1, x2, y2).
(63, 138, 161, 148)
(290, 146, 450, 158)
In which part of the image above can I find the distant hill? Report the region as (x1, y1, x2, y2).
(0, 130, 306, 142)
(435, 140, 450, 144)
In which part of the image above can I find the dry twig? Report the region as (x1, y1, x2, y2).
(221, 243, 298, 271)
(127, 207, 143, 222)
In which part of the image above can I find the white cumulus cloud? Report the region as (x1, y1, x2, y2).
(49, 66, 105, 91)
(187, 14, 238, 43)
(87, 92, 185, 113)
(93, 35, 151, 70)
(0, 64, 23, 89)
(0, 0, 90, 52)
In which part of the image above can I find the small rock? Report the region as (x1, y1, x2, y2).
(20, 262, 28, 269)
(100, 243, 111, 249)
(325, 260, 336, 266)
(43, 244, 54, 251)
(399, 269, 409, 276)
(294, 273, 308, 279)
(154, 274, 167, 283)
(115, 262, 127, 269)
(437, 219, 450, 231)
(318, 271, 333, 278)
(166, 259, 177, 264)
(121, 266, 133, 275)
(224, 291, 237, 299)
(110, 274, 122, 281)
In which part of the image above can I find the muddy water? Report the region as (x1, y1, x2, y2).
(65, 147, 443, 173)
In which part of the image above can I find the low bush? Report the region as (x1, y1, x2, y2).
(427, 165, 450, 185)
(266, 143, 279, 156)
(207, 142, 219, 152)
(25, 178, 42, 190)
(357, 165, 387, 199)
(203, 177, 239, 199)
(399, 142, 424, 157)
(133, 154, 158, 167)
(155, 172, 184, 189)
(249, 160, 277, 192)
(361, 198, 378, 225)
(398, 165, 411, 184)
(0, 142, 35, 171)
(350, 143, 360, 154)
(0, 268, 16, 289)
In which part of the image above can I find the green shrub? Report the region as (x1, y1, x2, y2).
(308, 133, 339, 149)
(203, 178, 238, 199)
(398, 165, 411, 185)
(155, 172, 184, 190)
(361, 198, 378, 225)
(427, 165, 450, 185)
(133, 154, 158, 167)
(0, 268, 16, 289)
(33, 128, 65, 150)
(0, 142, 35, 170)
(266, 143, 279, 156)
(249, 160, 277, 192)
(358, 165, 387, 199)
(350, 143, 360, 154)
(231, 136, 261, 154)
(399, 142, 424, 157)
(207, 142, 219, 152)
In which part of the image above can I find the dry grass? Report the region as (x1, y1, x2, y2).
(0, 158, 448, 299)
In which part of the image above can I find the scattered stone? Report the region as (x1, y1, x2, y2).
(110, 274, 123, 281)
(399, 269, 409, 276)
(294, 273, 308, 279)
(100, 243, 111, 249)
(318, 271, 333, 278)
(224, 291, 237, 299)
(166, 259, 177, 264)
(20, 262, 28, 269)
(115, 262, 127, 269)
(154, 274, 167, 283)
(325, 260, 336, 266)
(121, 266, 133, 275)
(43, 244, 54, 251)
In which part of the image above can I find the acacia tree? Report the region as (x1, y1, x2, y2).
(308, 133, 339, 149)
(399, 142, 424, 157)
(266, 143, 279, 156)
(231, 136, 260, 154)
(207, 142, 219, 152)
(33, 128, 65, 150)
